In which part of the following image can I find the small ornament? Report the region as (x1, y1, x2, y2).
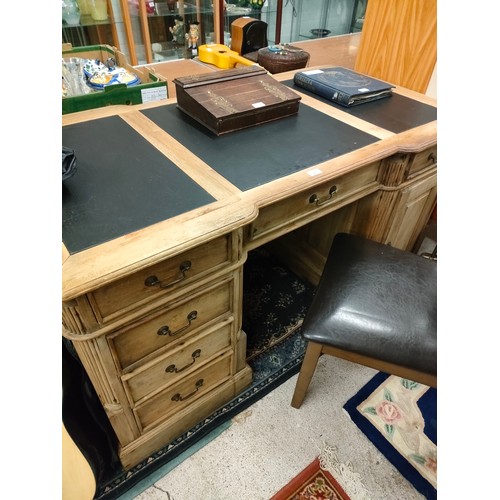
(249, 0, 264, 9)
(186, 21, 200, 57)
(169, 15, 185, 45)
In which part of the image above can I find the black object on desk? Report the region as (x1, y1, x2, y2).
(282, 79, 437, 134)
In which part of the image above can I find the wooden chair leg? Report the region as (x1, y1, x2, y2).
(291, 341, 323, 409)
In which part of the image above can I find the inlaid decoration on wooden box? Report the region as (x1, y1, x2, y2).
(173, 66, 301, 135)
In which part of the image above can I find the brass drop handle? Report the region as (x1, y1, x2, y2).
(165, 349, 201, 374)
(145, 261, 192, 289)
(309, 186, 337, 206)
(156, 311, 198, 336)
(428, 152, 437, 163)
(171, 379, 204, 401)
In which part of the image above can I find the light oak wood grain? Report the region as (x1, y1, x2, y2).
(355, 0, 437, 93)
(62, 67, 436, 469)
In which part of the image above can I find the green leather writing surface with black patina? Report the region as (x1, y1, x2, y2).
(62, 115, 215, 254)
(283, 79, 437, 133)
(141, 103, 380, 191)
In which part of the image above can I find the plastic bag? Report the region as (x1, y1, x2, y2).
(62, 146, 77, 181)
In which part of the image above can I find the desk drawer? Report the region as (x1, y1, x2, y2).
(407, 146, 437, 178)
(90, 235, 233, 322)
(134, 351, 232, 431)
(249, 163, 379, 241)
(109, 277, 234, 370)
(123, 323, 232, 403)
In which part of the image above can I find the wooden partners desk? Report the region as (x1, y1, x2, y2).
(62, 67, 437, 469)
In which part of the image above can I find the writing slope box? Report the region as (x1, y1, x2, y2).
(173, 66, 301, 135)
(62, 43, 168, 114)
(294, 67, 394, 107)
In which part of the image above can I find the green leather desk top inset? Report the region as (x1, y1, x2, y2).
(62, 115, 216, 254)
(282, 80, 437, 133)
(141, 103, 380, 192)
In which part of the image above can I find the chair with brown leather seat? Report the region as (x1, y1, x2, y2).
(291, 232, 437, 409)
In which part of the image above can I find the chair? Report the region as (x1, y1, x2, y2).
(291, 232, 437, 409)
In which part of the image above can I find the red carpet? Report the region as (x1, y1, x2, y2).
(270, 457, 350, 500)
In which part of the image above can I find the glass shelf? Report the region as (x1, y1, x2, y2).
(62, 14, 114, 28)
(293, 0, 367, 43)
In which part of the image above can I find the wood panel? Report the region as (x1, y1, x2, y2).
(354, 0, 437, 93)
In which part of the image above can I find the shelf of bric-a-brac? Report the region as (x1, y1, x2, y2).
(62, 0, 124, 59)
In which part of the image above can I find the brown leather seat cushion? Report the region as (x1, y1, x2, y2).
(301, 233, 437, 376)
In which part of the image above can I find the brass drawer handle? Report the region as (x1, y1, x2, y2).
(171, 379, 204, 401)
(165, 349, 202, 374)
(428, 152, 437, 163)
(157, 310, 198, 337)
(145, 261, 192, 289)
(309, 186, 337, 206)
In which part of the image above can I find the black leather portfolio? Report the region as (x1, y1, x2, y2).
(293, 67, 394, 107)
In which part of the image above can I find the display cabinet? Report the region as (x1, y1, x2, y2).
(136, 0, 217, 64)
(292, 0, 367, 41)
(63, 0, 218, 65)
(62, 0, 369, 66)
(63, 0, 141, 64)
(63, 16, 116, 49)
(220, 1, 279, 46)
(217, 0, 367, 47)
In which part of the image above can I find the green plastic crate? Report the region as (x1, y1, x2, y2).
(62, 44, 168, 114)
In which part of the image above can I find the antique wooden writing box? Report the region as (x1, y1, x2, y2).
(173, 66, 301, 135)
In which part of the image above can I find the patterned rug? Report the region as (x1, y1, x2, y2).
(270, 457, 350, 500)
(95, 246, 316, 499)
(344, 372, 437, 499)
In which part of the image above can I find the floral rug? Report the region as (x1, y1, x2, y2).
(344, 372, 437, 499)
(270, 443, 373, 500)
(270, 457, 350, 500)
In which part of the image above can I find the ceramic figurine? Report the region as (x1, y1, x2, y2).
(169, 15, 185, 45)
(186, 21, 200, 54)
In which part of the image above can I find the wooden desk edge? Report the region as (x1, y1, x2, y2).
(240, 121, 436, 208)
(62, 197, 258, 302)
(62, 72, 436, 300)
